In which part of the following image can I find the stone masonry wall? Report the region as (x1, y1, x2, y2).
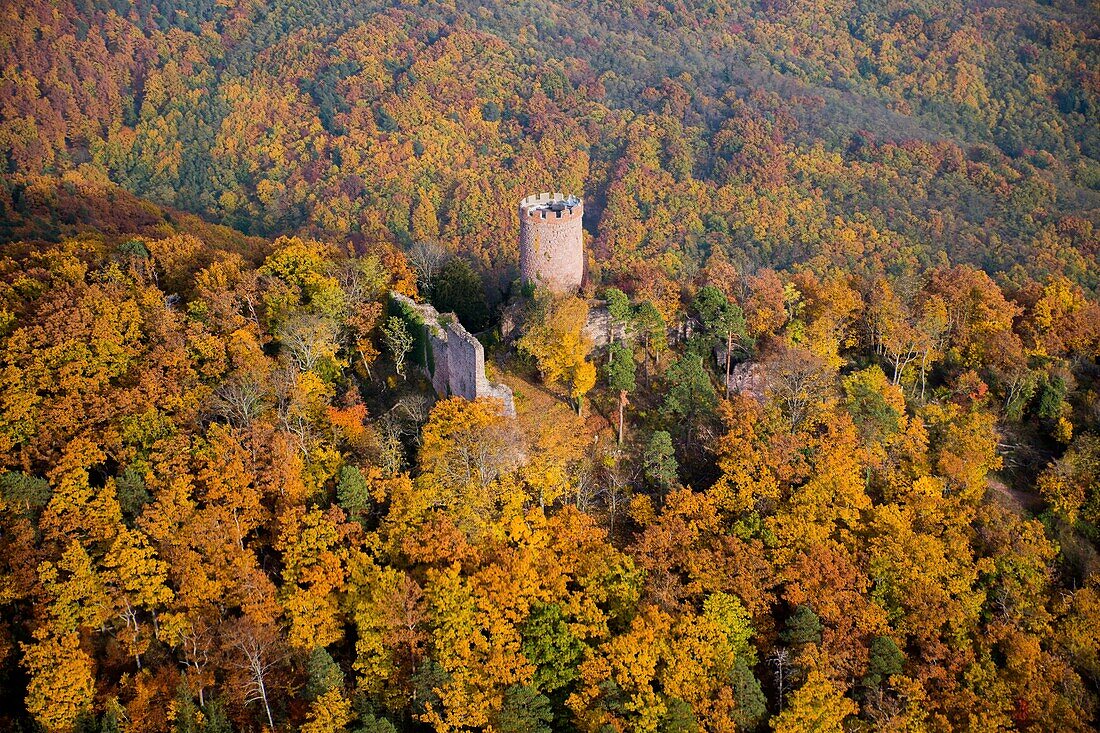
(519, 192, 584, 293)
(390, 293, 515, 416)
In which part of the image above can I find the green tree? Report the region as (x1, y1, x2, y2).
(661, 356, 717, 444)
(115, 467, 151, 522)
(306, 647, 345, 701)
(693, 285, 751, 398)
(780, 605, 823, 647)
(842, 366, 905, 448)
(862, 636, 904, 690)
(730, 658, 767, 731)
(644, 431, 679, 493)
(492, 685, 554, 733)
(660, 698, 698, 733)
(634, 300, 668, 383)
(336, 465, 371, 523)
(352, 715, 398, 733)
(431, 258, 489, 332)
(0, 470, 50, 516)
(604, 287, 633, 354)
(1037, 374, 1067, 419)
(604, 343, 637, 443)
(521, 603, 585, 694)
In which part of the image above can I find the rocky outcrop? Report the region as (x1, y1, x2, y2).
(719, 355, 765, 402)
(582, 303, 629, 348)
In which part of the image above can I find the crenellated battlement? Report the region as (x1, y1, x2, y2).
(519, 192, 583, 220)
(519, 191, 568, 207)
(518, 191, 584, 293)
(523, 207, 583, 221)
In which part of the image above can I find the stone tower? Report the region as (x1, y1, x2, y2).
(519, 192, 583, 293)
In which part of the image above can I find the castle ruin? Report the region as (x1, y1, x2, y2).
(389, 293, 515, 416)
(386, 191, 587, 418)
(519, 192, 584, 293)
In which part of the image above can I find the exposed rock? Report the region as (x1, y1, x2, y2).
(723, 358, 766, 402)
(583, 302, 628, 348)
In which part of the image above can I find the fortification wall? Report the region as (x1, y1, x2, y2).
(519, 192, 584, 293)
(390, 293, 515, 416)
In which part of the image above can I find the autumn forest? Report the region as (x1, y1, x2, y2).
(1, 0, 1099, 731)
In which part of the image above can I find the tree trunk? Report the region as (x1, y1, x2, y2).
(725, 331, 732, 400)
(919, 351, 929, 401)
(258, 676, 274, 731)
(358, 345, 373, 379)
(617, 391, 626, 444)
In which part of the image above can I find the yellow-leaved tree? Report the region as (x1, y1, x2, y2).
(412, 397, 525, 532)
(40, 438, 123, 546)
(771, 654, 857, 733)
(22, 629, 95, 733)
(518, 291, 595, 414)
(276, 505, 356, 649)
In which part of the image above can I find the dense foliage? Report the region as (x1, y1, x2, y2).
(2, 0, 1100, 731)
(2, 0, 1098, 291)
(0, 211, 1097, 731)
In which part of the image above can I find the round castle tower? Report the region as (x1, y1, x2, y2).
(519, 192, 584, 293)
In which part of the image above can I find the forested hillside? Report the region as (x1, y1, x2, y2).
(0, 181, 1098, 732)
(3, 0, 1099, 287)
(2, 0, 1100, 732)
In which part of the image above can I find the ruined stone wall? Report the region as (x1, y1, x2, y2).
(390, 293, 515, 416)
(519, 192, 584, 293)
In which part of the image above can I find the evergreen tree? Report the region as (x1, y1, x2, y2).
(633, 300, 668, 382)
(115, 467, 151, 522)
(603, 343, 636, 443)
(0, 471, 51, 516)
(604, 287, 632, 352)
(430, 258, 490, 332)
(780, 605, 823, 647)
(336, 465, 371, 523)
(730, 658, 767, 732)
(352, 716, 397, 733)
(644, 431, 679, 493)
(492, 685, 554, 733)
(862, 636, 905, 690)
(521, 603, 585, 694)
(660, 698, 698, 733)
(693, 284, 750, 398)
(305, 647, 344, 701)
(661, 355, 718, 444)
